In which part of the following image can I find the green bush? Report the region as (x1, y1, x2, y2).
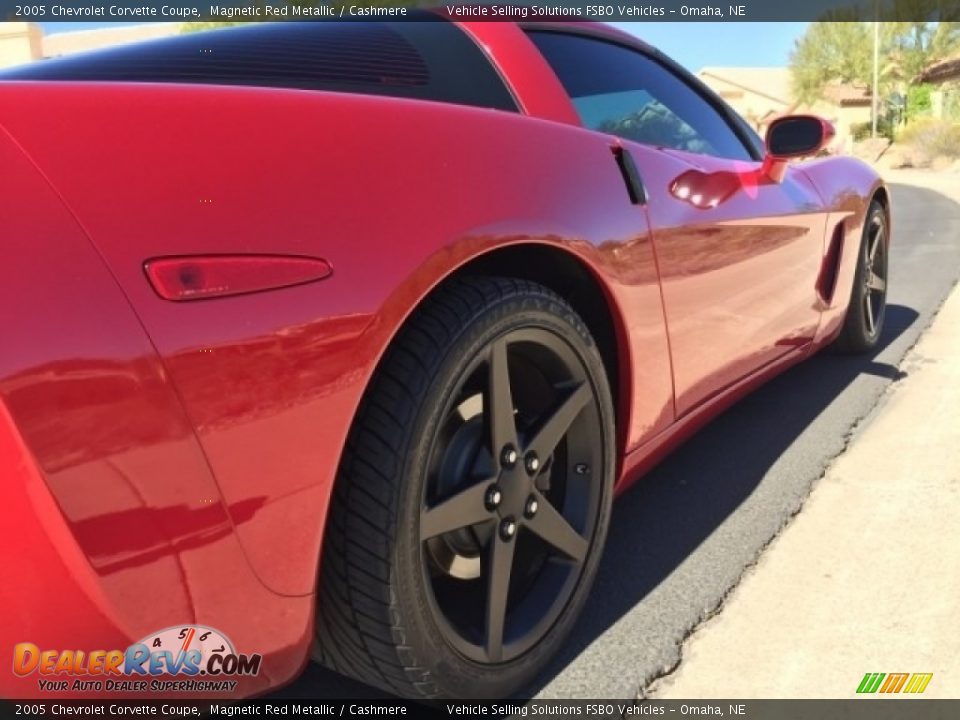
(850, 119, 895, 142)
(850, 122, 871, 141)
(898, 118, 960, 159)
(906, 84, 933, 123)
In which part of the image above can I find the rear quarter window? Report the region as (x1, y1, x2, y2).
(0, 19, 518, 113)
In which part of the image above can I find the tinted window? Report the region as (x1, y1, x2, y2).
(528, 31, 751, 161)
(0, 20, 517, 113)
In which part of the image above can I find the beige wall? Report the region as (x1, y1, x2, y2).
(0, 21, 181, 69)
(699, 74, 793, 130)
(807, 100, 872, 150)
(43, 23, 181, 58)
(0, 23, 43, 68)
(699, 67, 872, 152)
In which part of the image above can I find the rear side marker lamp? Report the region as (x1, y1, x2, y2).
(144, 255, 332, 301)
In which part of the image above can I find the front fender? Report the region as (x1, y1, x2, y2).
(798, 156, 888, 346)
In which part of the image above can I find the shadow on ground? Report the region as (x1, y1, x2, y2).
(533, 304, 919, 694)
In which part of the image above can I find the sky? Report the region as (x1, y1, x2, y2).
(613, 22, 809, 70)
(38, 21, 809, 72)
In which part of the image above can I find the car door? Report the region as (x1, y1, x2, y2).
(528, 30, 827, 416)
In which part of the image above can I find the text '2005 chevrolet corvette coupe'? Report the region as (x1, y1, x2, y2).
(0, 18, 889, 700)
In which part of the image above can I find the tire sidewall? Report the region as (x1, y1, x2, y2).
(837, 201, 888, 353)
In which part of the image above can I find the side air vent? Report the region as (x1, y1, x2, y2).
(817, 222, 845, 305)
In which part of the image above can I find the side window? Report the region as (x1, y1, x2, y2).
(527, 31, 752, 161)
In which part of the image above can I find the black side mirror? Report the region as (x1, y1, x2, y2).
(765, 115, 835, 159)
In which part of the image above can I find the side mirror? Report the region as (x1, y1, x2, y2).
(763, 115, 835, 181)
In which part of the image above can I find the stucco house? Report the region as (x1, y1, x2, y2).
(0, 23, 43, 68)
(920, 54, 960, 120)
(698, 66, 872, 150)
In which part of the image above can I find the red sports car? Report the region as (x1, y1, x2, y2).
(0, 18, 889, 700)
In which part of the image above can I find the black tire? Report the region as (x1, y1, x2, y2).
(314, 276, 615, 699)
(832, 201, 889, 354)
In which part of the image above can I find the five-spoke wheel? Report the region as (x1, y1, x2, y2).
(861, 210, 888, 340)
(315, 277, 614, 698)
(421, 329, 602, 664)
(834, 200, 889, 353)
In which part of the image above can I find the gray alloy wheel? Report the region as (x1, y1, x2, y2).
(314, 276, 615, 699)
(834, 201, 888, 354)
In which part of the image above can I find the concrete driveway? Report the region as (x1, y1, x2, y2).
(649, 273, 960, 699)
(273, 176, 960, 700)
(645, 171, 960, 700)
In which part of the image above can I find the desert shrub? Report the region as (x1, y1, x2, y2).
(850, 122, 872, 141)
(898, 118, 960, 159)
(850, 118, 895, 142)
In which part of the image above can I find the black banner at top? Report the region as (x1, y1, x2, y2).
(3, 0, 959, 23)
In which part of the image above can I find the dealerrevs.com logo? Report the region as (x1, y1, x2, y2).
(13, 625, 262, 693)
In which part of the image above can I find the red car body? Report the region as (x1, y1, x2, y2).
(0, 20, 886, 698)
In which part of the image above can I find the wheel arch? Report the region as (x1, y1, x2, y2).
(322, 240, 633, 537)
(872, 184, 892, 236)
(447, 243, 628, 455)
(312, 244, 631, 694)
(872, 185, 889, 210)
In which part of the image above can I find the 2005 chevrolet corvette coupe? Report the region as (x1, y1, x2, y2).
(0, 18, 889, 700)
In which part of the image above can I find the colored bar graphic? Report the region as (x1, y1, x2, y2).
(903, 673, 934, 694)
(880, 673, 909, 693)
(857, 672, 886, 693)
(857, 672, 933, 694)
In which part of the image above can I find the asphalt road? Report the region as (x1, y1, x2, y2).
(271, 182, 960, 700)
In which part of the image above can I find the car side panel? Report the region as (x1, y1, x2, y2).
(0, 127, 311, 698)
(624, 146, 828, 415)
(0, 82, 674, 596)
(614, 159, 883, 494)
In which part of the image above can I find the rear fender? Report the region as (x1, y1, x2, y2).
(0, 126, 310, 697)
(0, 83, 673, 596)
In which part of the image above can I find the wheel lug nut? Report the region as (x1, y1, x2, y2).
(499, 517, 517, 541)
(525, 452, 540, 475)
(484, 484, 503, 511)
(524, 495, 539, 518)
(501, 445, 518, 469)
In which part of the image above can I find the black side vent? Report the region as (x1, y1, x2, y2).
(817, 222, 845, 304)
